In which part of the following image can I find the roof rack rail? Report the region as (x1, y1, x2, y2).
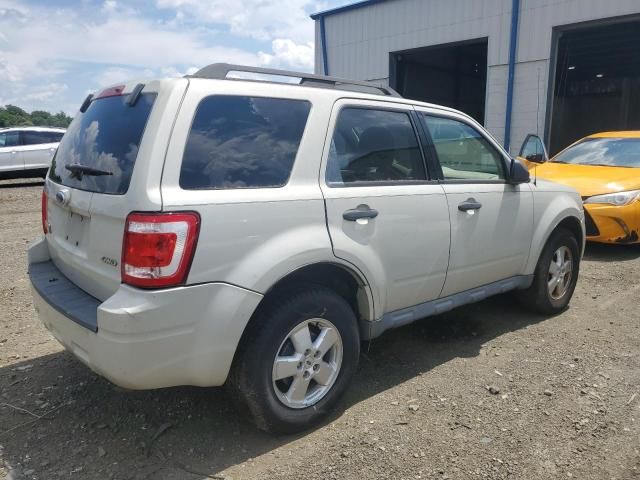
(188, 63, 401, 98)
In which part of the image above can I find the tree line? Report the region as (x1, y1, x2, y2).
(0, 105, 73, 129)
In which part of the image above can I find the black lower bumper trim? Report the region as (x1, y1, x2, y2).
(584, 210, 600, 237)
(29, 261, 99, 332)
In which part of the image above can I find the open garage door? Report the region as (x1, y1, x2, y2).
(549, 19, 640, 154)
(390, 39, 488, 125)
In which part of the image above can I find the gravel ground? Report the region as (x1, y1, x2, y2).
(0, 178, 639, 480)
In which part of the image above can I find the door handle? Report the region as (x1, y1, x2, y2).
(343, 205, 379, 221)
(458, 198, 482, 212)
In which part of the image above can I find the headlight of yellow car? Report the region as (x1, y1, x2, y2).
(583, 189, 640, 206)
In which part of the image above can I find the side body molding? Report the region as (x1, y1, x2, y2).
(362, 275, 533, 340)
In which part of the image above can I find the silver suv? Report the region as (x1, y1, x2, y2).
(0, 127, 65, 179)
(29, 64, 585, 433)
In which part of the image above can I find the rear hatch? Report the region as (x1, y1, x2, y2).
(44, 79, 188, 301)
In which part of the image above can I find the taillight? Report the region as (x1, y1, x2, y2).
(121, 212, 200, 288)
(41, 189, 48, 235)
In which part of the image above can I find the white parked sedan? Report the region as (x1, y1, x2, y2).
(0, 126, 65, 179)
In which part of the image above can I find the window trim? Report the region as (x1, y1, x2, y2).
(178, 94, 312, 191)
(411, 111, 444, 180)
(419, 112, 511, 184)
(325, 104, 434, 188)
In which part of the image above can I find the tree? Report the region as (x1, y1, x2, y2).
(0, 105, 72, 128)
(30, 110, 53, 126)
(0, 105, 32, 127)
(52, 111, 72, 128)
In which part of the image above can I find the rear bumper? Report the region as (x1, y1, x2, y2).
(584, 202, 640, 244)
(28, 238, 263, 389)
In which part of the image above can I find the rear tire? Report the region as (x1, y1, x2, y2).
(517, 228, 580, 315)
(228, 286, 360, 433)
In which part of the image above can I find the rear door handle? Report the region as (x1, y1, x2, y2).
(343, 205, 379, 221)
(458, 198, 482, 212)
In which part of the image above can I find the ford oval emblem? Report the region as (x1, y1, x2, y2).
(55, 189, 70, 206)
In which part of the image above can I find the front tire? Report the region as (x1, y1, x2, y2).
(228, 286, 360, 433)
(518, 228, 580, 315)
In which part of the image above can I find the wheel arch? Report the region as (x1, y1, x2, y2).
(526, 207, 585, 274)
(555, 215, 585, 251)
(228, 261, 375, 374)
(259, 262, 375, 323)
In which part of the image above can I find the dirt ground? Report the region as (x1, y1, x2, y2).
(0, 178, 638, 480)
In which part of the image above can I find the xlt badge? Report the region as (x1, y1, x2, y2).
(101, 256, 118, 267)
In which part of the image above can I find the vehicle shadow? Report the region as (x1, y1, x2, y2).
(0, 179, 44, 189)
(0, 295, 548, 479)
(583, 242, 640, 262)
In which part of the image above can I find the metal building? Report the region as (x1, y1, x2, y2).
(311, 0, 640, 154)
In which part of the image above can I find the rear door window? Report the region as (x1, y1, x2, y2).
(326, 107, 426, 185)
(23, 131, 58, 146)
(179, 96, 310, 189)
(49, 93, 156, 194)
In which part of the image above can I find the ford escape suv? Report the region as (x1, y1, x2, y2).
(29, 64, 585, 433)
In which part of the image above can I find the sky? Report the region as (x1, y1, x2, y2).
(0, 0, 343, 115)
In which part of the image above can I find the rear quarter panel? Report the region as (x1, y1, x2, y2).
(160, 79, 348, 294)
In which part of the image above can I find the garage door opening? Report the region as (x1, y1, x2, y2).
(390, 39, 488, 125)
(549, 19, 640, 154)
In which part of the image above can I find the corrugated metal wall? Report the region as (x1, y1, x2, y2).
(315, 0, 640, 152)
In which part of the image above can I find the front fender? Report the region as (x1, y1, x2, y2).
(525, 190, 585, 274)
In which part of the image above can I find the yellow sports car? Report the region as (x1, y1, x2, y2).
(519, 132, 640, 244)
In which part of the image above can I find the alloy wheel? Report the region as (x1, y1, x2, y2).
(548, 245, 573, 300)
(272, 318, 343, 409)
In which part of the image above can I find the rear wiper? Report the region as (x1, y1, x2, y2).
(65, 163, 113, 179)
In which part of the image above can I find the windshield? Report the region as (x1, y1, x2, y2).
(553, 137, 640, 168)
(49, 93, 156, 194)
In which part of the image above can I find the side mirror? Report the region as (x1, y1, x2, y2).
(509, 158, 530, 184)
(525, 153, 546, 163)
(519, 134, 549, 164)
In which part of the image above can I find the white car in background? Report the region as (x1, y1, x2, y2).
(0, 127, 65, 179)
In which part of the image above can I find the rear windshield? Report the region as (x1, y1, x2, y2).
(179, 96, 311, 189)
(49, 93, 156, 194)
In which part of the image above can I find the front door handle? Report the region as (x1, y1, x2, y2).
(458, 198, 482, 212)
(343, 204, 379, 221)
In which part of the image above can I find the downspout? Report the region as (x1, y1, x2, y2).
(503, 0, 521, 152)
(319, 16, 329, 75)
